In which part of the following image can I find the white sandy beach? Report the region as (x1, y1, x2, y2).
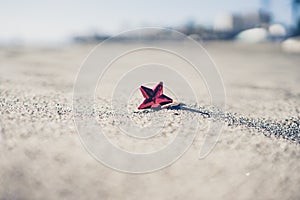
(0, 41, 300, 200)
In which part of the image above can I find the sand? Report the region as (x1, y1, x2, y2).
(0, 41, 300, 200)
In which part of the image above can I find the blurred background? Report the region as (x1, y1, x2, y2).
(0, 0, 300, 51)
(1, 1, 300, 200)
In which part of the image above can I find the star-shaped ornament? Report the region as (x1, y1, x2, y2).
(138, 82, 173, 109)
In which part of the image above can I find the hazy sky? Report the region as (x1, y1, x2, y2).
(0, 0, 294, 43)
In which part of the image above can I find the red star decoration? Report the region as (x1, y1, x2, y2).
(138, 82, 173, 109)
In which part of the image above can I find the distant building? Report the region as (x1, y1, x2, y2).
(214, 10, 271, 33)
(292, 0, 300, 35)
